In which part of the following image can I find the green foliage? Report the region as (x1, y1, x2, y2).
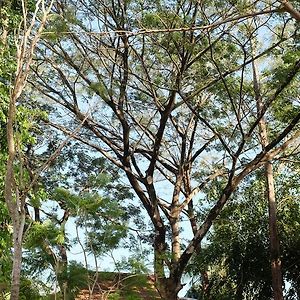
(25, 220, 64, 248)
(29, 187, 47, 208)
(43, 8, 82, 41)
(0, 169, 11, 295)
(19, 277, 44, 300)
(0, 0, 20, 149)
(188, 168, 300, 299)
(22, 146, 136, 296)
(0, 1, 23, 33)
(272, 49, 300, 84)
(78, 192, 129, 254)
(37, 145, 135, 255)
(267, 45, 300, 129)
(0, 276, 49, 300)
(6, 0, 300, 299)
(56, 261, 89, 300)
(89, 81, 110, 101)
(108, 292, 121, 300)
(142, 12, 162, 28)
(15, 106, 44, 146)
(44, 14, 69, 41)
(115, 255, 149, 274)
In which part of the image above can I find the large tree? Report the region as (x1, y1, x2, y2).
(32, 0, 300, 298)
(1, 0, 55, 298)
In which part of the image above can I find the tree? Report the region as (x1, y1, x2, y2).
(32, 0, 300, 298)
(2, 1, 55, 298)
(23, 142, 136, 299)
(251, 39, 283, 299)
(0, 0, 27, 298)
(187, 166, 300, 299)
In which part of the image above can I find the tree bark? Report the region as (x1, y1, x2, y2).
(4, 59, 25, 300)
(252, 45, 284, 300)
(266, 162, 283, 300)
(10, 216, 25, 300)
(157, 277, 182, 300)
(58, 245, 68, 300)
(280, 0, 300, 21)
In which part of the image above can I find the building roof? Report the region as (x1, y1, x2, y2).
(75, 272, 161, 300)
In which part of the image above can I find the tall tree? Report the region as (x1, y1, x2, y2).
(187, 166, 300, 299)
(2, 1, 54, 299)
(32, 1, 300, 298)
(251, 40, 283, 299)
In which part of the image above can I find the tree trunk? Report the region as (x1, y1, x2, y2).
(157, 277, 182, 300)
(3, 2, 54, 299)
(5, 59, 24, 300)
(252, 45, 284, 300)
(10, 216, 25, 300)
(257, 90, 284, 300)
(10, 247, 22, 300)
(59, 245, 68, 300)
(266, 162, 283, 300)
(235, 269, 244, 300)
(170, 215, 181, 262)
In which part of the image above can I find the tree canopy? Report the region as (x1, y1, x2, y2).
(2, 0, 300, 299)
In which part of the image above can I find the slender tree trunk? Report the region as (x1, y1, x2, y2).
(10, 245, 22, 300)
(10, 216, 25, 300)
(235, 268, 244, 300)
(57, 213, 69, 299)
(3, 1, 54, 299)
(265, 162, 283, 300)
(5, 61, 24, 300)
(58, 245, 68, 300)
(252, 45, 284, 300)
(185, 170, 211, 299)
